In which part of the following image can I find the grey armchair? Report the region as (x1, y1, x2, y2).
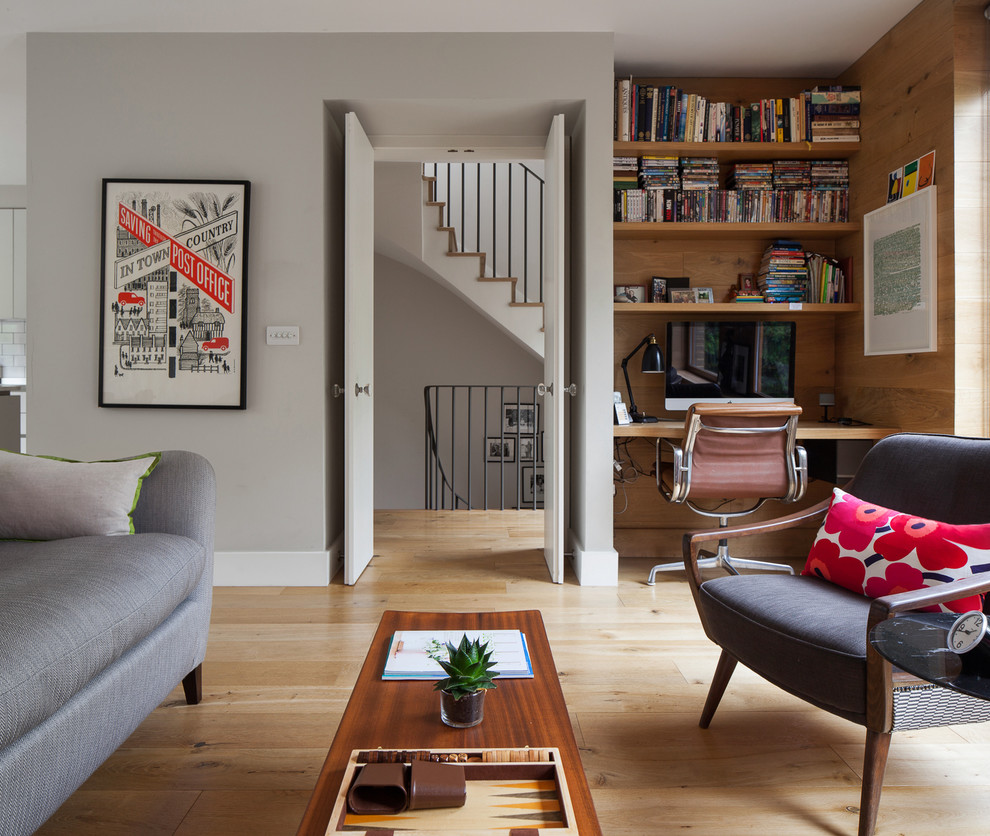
(683, 432, 990, 836)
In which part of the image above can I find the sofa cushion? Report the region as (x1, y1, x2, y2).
(801, 487, 990, 614)
(700, 573, 873, 723)
(0, 451, 161, 540)
(0, 532, 206, 749)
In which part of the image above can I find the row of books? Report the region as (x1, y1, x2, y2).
(614, 188, 849, 224)
(615, 82, 861, 144)
(616, 156, 849, 193)
(754, 241, 851, 304)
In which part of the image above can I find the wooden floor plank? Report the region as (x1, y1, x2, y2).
(34, 509, 990, 835)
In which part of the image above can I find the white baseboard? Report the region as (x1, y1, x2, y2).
(568, 530, 618, 586)
(214, 551, 332, 586)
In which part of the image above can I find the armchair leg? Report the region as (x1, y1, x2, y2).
(182, 663, 203, 705)
(700, 651, 737, 729)
(858, 729, 891, 836)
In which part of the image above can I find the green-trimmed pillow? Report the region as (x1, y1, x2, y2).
(0, 450, 161, 539)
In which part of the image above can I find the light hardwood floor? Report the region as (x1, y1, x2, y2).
(38, 510, 990, 835)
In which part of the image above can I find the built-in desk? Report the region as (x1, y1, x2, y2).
(615, 421, 898, 484)
(614, 421, 898, 441)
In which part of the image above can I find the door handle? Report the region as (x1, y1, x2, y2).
(332, 384, 344, 398)
(564, 383, 577, 397)
(355, 383, 371, 397)
(537, 383, 553, 397)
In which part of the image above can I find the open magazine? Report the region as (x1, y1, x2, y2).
(382, 630, 534, 680)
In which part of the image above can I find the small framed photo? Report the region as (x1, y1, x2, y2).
(486, 436, 516, 463)
(649, 277, 667, 303)
(668, 288, 697, 303)
(519, 435, 538, 461)
(695, 287, 715, 303)
(522, 465, 545, 505)
(614, 285, 646, 303)
(503, 402, 539, 435)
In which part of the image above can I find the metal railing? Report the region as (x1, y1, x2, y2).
(425, 384, 544, 511)
(424, 162, 545, 304)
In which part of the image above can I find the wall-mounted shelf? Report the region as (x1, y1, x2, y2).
(614, 221, 860, 240)
(614, 302, 860, 315)
(613, 140, 861, 162)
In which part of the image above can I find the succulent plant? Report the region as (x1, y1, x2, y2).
(432, 634, 499, 699)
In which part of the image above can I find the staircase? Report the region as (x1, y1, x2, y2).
(373, 161, 546, 359)
(424, 161, 546, 343)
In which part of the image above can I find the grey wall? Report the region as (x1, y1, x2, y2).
(26, 32, 616, 583)
(374, 253, 541, 509)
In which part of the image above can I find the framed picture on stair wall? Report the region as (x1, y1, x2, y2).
(521, 465, 545, 506)
(99, 178, 251, 408)
(503, 402, 539, 435)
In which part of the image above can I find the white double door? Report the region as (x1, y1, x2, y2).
(342, 112, 566, 584)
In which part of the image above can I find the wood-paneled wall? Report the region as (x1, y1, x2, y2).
(836, 0, 988, 435)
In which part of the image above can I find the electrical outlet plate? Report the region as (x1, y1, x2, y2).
(266, 325, 299, 345)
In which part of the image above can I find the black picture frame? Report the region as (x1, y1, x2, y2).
(503, 402, 539, 435)
(486, 436, 516, 463)
(99, 178, 250, 408)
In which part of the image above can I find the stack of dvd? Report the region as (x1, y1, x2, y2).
(679, 157, 720, 190)
(727, 162, 772, 190)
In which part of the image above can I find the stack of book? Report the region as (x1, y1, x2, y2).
(638, 155, 680, 190)
(772, 160, 812, 190)
(810, 86, 861, 143)
(680, 157, 719, 190)
(613, 156, 638, 190)
(757, 240, 808, 302)
(727, 162, 772, 190)
(806, 252, 850, 303)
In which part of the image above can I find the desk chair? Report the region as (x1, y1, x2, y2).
(646, 403, 807, 584)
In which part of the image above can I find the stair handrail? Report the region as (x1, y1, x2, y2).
(425, 162, 545, 304)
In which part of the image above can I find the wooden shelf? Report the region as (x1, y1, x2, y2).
(613, 140, 860, 161)
(614, 302, 860, 315)
(614, 221, 860, 240)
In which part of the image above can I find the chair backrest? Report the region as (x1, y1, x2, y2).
(848, 432, 990, 525)
(676, 403, 806, 502)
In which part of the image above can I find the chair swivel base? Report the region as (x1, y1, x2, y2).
(646, 544, 794, 585)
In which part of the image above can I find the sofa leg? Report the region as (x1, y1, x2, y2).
(182, 664, 203, 705)
(700, 650, 737, 729)
(859, 728, 891, 836)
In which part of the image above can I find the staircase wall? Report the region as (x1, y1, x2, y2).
(374, 252, 542, 509)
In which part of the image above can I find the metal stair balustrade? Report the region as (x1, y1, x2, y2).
(424, 162, 545, 305)
(425, 385, 545, 511)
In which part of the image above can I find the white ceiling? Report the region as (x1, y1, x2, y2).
(0, 0, 923, 184)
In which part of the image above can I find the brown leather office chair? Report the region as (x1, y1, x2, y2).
(682, 432, 990, 835)
(646, 403, 807, 584)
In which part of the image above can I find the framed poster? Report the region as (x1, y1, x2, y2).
(863, 186, 937, 356)
(99, 178, 250, 408)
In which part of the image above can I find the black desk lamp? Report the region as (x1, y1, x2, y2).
(621, 332, 664, 423)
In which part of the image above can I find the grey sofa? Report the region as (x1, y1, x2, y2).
(0, 450, 215, 835)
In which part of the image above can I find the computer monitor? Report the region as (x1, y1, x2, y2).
(664, 320, 797, 411)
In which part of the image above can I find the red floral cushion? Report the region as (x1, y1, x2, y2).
(802, 488, 990, 613)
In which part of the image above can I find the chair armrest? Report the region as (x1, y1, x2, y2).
(681, 497, 830, 588)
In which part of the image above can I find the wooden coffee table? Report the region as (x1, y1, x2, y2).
(296, 609, 601, 835)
